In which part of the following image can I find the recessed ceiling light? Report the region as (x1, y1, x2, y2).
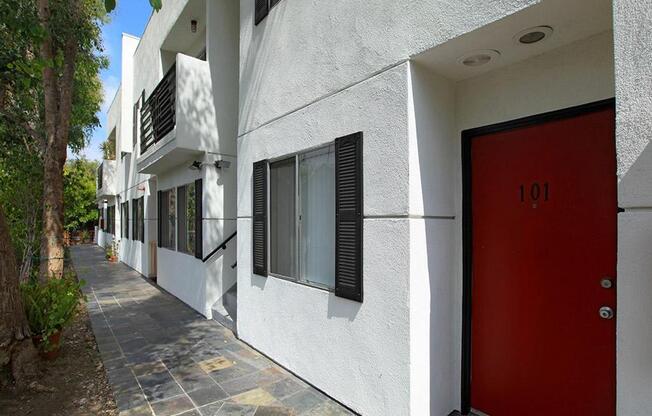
(458, 50, 501, 67)
(514, 26, 553, 45)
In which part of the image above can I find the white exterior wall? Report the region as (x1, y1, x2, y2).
(119, 35, 139, 155)
(131, 1, 189, 100)
(238, 64, 411, 416)
(239, 0, 539, 134)
(613, 0, 652, 414)
(156, 159, 237, 318)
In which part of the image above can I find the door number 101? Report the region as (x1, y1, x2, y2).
(520, 182, 549, 203)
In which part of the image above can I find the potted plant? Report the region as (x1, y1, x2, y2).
(21, 274, 86, 360)
(106, 241, 118, 262)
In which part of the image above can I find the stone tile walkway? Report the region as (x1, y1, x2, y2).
(71, 245, 354, 416)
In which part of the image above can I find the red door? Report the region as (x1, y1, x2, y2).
(469, 105, 616, 415)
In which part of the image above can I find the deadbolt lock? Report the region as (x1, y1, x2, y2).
(600, 278, 614, 289)
(599, 306, 614, 320)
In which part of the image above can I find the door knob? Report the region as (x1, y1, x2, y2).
(599, 306, 614, 320)
(600, 278, 614, 289)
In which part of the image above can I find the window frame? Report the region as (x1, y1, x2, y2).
(267, 144, 336, 292)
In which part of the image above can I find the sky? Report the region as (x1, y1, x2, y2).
(71, 1, 152, 161)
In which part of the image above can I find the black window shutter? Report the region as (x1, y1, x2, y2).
(157, 190, 162, 248)
(125, 202, 129, 239)
(254, 0, 268, 25)
(132, 200, 137, 241)
(139, 198, 144, 243)
(252, 160, 268, 276)
(270, 0, 281, 8)
(335, 132, 363, 302)
(195, 178, 203, 259)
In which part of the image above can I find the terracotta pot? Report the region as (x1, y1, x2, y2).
(32, 331, 62, 360)
(110, 255, 118, 262)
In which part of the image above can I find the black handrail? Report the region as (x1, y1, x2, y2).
(202, 231, 237, 263)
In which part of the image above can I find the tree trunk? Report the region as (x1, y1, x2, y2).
(37, 0, 78, 280)
(40, 151, 66, 280)
(0, 205, 37, 388)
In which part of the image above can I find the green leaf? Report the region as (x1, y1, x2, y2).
(150, 0, 162, 11)
(104, 0, 116, 13)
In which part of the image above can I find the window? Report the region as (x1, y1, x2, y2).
(106, 205, 116, 234)
(121, 201, 130, 239)
(253, 133, 363, 301)
(159, 189, 176, 249)
(268, 145, 336, 289)
(177, 182, 196, 255)
(132, 197, 144, 243)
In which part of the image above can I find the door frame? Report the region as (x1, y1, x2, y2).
(460, 98, 616, 415)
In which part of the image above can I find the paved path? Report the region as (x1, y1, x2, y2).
(71, 245, 354, 416)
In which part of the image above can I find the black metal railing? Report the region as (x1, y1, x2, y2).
(140, 64, 176, 154)
(97, 162, 103, 190)
(202, 231, 237, 263)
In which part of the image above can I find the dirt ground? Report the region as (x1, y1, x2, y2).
(0, 302, 118, 416)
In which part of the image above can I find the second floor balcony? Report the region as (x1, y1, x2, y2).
(96, 160, 117, 199)
(137, 53, 217, 175)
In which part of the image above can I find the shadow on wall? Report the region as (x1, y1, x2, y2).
(327, 294, 361, 322)
(618, 139, 652, 205)
(239, 1, 288, 134)
(248, 273, 362, 323)
(176, 58, 218, 150)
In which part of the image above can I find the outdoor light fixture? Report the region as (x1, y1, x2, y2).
(514, 26, 553, 45)
(189, 160, 202, 170)
(191, 19, 198, 33)
(458, 49, 501, 67)
(214, 160, 231, 169)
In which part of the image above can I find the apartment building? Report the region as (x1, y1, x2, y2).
(96, 0, 239, 325)
(97, 0, 652, 415)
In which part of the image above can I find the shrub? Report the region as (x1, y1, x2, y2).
(20, 273, 86, 351)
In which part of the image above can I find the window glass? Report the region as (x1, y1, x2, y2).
(160, 189, 176, 249)
(299, 145, 335, 288)
(177, 183, 196, 255)
(168, 189, 176, 250)
(270, 157, 296, 278)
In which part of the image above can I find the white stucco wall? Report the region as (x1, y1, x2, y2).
(239, 0, 540, 134)
(156, 160, 237, 318)
(175, 53, 218, 153)
(237, 64, 411, 416)
(119, 35, 139, 156)
(131, 0, 189, 100)
(97, 160, 118, 197)
(613, 1, 652, 414)
(207, 0, 239, 157)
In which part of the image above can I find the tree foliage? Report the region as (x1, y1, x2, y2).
(104, 0, 161, 13)
(63, 158, 98, 232)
